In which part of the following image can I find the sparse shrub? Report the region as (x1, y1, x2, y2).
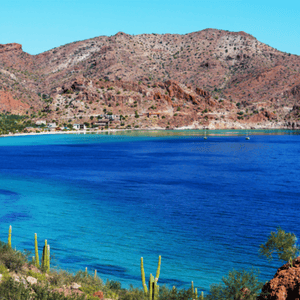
(259, 227, 299, 264)
(0, 263, 10, 281)
(205, 269, 263, 300)
(0, 241, 29, 272)
(27, 269, 47, 281)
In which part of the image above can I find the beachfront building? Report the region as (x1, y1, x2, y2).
(73, 124, 87, 130)
(35, 120, 47, 126)
(92, 119, 110, 128)
(48, 123, 57, 131)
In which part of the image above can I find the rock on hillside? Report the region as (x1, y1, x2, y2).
(258, 257, 300, 300)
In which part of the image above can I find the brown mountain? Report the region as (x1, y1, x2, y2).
(0, 29, 300, 129)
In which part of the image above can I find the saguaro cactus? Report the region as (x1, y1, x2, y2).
(153, 277, 159, 300)
(141, 257, 148, 294)
(191, 281, 199, 299)
(200, 291, 204, 300)
(42, 240, 50, 272)
(149, 274, 154, 300)
(34, 233, 40, 268)
(140, 256, 161, 300)
(8, 225, 12, 248)
(47, 244, 50, 271)
(155, 256, 161, 280)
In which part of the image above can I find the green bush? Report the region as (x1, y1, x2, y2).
(0, 263, 10, 281)
(259, 227, 299, 263)
(118, 285, 146, 300)
(0, 278, 86, 300)
(159, 285, 194, 300)
(0, 241, 29, 272)
(27, 269, 47, 281)
(205, 269, 263, 300)
(49, 270, 76, 287)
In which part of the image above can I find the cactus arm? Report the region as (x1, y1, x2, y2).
(141, 257, 148, 294)
(34, 233, 40, 268)
(195, 288, 198, 299)
(154, 277, 159, 300)
(8, 225, 12, 248)
(47, 244, 50, 272)
(149, 274, 154, 300)
(42, 240, 48, 272)
(155, 255, 161, 281)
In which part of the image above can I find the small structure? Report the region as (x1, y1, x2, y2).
(48, 123, 57, 131)
(35, 120, 46, 126)
(145, 112, 160, 118)
(73, 124, 80, 130)
(92, 119, 110, 128)
(48, 122, 57, 128)
(73, 124, 87, 130)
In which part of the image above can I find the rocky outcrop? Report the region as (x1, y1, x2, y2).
(0, 43, 22, 53)
(258, 257, 300, 300)
(93, 290, 104, 299)
(0, 90, 30, 113)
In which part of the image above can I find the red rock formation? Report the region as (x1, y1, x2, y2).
(93, 290, 104, 299)
(259, 257, 300, 300)
(0, 90, 30, 113)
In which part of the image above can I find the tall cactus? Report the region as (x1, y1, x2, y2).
(8, 225, 12, 248)
(200, 291, 204, 300)
(140, 256, 161, 300)
(149, 274, 154, 300)
(192, 281, 199, 299)
(153, 277, 159, 300)
(195, 288, 198, 299)
(155, 255, 161, 280)
(141, 257, 148, 294)
(34, 233, 40, 268)
(47, 244, 50, 271)
(42, 240, 50, 273)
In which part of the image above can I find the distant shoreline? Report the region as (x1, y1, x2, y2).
(0, 127, 299, 138)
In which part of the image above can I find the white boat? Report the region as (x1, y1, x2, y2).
(245, 130, 250, 140)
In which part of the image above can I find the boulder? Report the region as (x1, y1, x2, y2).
(258, 257, 300, 300)
(26, 276, 38, 285)
(93, 290, 104, 299)
(70, 282, 81, 290)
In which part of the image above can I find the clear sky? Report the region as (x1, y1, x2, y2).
(1, 0, 299, 56)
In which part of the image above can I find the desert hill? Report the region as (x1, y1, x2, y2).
(0, 29, 300, 130)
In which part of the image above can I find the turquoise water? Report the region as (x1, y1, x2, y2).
(0, 130, 299, 292)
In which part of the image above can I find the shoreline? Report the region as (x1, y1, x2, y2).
(0, 127, 299, 138)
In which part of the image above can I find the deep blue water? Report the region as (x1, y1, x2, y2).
(0, 130, 299, 293)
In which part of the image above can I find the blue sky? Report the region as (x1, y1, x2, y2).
(1, 0, 299, 55)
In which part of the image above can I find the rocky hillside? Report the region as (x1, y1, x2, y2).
(0, 29, 300, 129)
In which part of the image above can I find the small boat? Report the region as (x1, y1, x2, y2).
(245, 130, 250, 140)
(204, 129, 207, 139)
